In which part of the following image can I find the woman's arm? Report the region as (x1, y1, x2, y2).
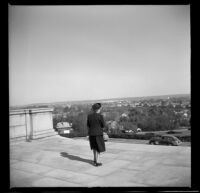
(100, 114, 106, 128)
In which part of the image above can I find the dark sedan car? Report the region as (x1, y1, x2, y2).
(149, 134, 182, 146)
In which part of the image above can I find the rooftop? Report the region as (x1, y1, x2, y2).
(10, 135, 191, 188)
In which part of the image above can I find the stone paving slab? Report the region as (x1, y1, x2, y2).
(10, 136, 191, 188)
(104, 148, 124, 154)
(97, 152, 118, 159)
(161, 155, 191, 167)
(11, 161, 54, 175)
(84, 160, 133, 177)
(129, 165, 191, 187)
(123, 159, 159, 171)
(10, 169, 44, 187)
(31, 177, 81, 187)
(37, 156, 92, 173)
(117, 152, 157, 162)
(86, 168, 147, 187)
(44, 169, 100, 185)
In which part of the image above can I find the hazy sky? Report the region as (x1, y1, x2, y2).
(9, 5, 190, 106)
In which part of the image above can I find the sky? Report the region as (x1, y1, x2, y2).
(9, 5, 190, 106)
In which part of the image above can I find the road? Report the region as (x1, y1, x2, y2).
(73, 137, 190, 146)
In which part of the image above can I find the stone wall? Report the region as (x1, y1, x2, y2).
(9, 108, 57, 142)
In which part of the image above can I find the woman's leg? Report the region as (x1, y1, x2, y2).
(96, 151, 99, 163)
(97, 152, 102, 165)
(93, 149, 97, 163)
(94, 151, 102, 166)
(97, 152, 100, 163)
(93, 150, 102, 166)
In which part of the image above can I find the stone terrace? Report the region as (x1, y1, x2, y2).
(10, 135, 191, 187)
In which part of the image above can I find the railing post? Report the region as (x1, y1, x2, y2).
(24, 109, 32, 141)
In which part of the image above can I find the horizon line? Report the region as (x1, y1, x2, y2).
(10, 93, 190, 108)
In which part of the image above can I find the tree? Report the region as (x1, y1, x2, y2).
(119, 116, 129, 123)
(63, 106, 70, 113)
(104, 111, 120, 122)
(120, 121, 137, 132)
(72, 112, 88, 135)
(125, 105, 181, 131)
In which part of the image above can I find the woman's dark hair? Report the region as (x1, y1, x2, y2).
(92, 103, 101, 111)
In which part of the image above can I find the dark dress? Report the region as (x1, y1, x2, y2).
(87, 112, 106, 153)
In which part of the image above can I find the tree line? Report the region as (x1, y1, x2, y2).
(53, 103, 190, 135)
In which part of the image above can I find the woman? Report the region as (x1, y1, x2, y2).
(87, 103, 106, 166)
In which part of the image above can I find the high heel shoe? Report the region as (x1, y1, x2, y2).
(93, 161, 102, 166)
(96, 162, 102, 166)
(93, 161, 98, 166)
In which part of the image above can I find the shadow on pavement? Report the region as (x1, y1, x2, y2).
(60, 152, 94, 166)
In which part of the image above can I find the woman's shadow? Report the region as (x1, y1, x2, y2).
(60, 152, 94, 166)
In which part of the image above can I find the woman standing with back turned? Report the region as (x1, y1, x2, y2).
(87, 103, 106, 166)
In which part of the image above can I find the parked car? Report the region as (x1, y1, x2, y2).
(149, 134, 182, 146)
(58, 128, 74, 135)
(137, 128, 142, 132)
(56, 122, 73, 135)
